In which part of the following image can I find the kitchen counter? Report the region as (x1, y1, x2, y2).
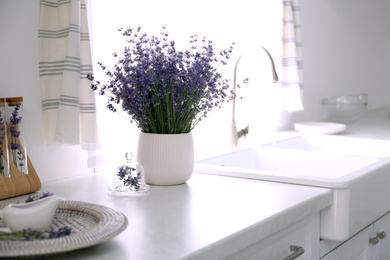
(340, 106, 390, 139)
(2, 107, 389, 259)
(270, 106, 390, 142)
(4, 172, 332, 259)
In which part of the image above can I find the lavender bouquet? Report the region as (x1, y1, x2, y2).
(87, 26, 241, 134)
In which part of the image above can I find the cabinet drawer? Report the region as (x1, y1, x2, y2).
(373, 211, 390, 259)
(227, 214, 319, 260)
(320, 226, 373, 260)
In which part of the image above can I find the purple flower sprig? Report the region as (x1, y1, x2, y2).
(9, 106, 22, 125)
(23, 226, 73, 241)
(117, 165, 141, 190)
(87, 25, 247, 134)
(0, 226, 73, 241)
(8, 105, 26, 173)
(25, 191, 54, 203)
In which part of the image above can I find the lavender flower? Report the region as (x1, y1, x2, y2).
(9, 106, 22, 125)
(0, 109, 6, 176)
(48, 226, 73, 239)
(8, 104, 26, 173)
(25, 191, 54, 203)
(25, 194, 40, 203)
(9, 126, 20, 137)
(87, 26, 246, 134)
(0, 226, 73, 241)
(41, 191, 54, 198)
(117, 165, 141, 190)
(10, 143, 20, 150)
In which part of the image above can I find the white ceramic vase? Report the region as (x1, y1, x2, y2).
(136, 132, 194, 185)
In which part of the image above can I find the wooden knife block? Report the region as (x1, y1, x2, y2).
(0, 156, 41, 200)
(0, 97, 41, 200)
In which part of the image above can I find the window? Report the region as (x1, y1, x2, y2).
(91, 0, 281, 158)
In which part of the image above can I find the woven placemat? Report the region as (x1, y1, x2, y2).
(0, 200, 128, 257)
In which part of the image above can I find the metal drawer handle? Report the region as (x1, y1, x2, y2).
(377, 232, 386, 240)
(283, 245, 305, 260)
(369, 237, 379, 245)
(369, 232, 386, 246)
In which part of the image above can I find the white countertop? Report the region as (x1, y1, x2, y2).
(5, 107, 388, 259)
(273, 106, 390, 142)
(340, 106, 390, 140)
(7, 172, 332, 260)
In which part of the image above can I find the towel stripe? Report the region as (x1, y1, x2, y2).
(281, 81, 303, 88)
(39, 24, 81, 39)
(42, 99, 96, 113)
(42, 98, 60, 110)
(80, 103, 97, 113)
(282, 57, 303, 68)
(39, 56, 92, 78)
(40, 0, 71, 8)
(59, 95, 79, 108)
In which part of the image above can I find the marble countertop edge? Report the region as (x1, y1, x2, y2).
(179, 183, 333, 260)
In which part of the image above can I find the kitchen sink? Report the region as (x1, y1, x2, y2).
(195, 134, 390, 241)
(195, 146, 379, 188)
(263, 135, 390, 158)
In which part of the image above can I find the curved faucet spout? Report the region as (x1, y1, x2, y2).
(231, 46, 279, 148)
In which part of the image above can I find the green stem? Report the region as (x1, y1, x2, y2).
(0, 155, 3, 176)
(165, 93, 171, 134)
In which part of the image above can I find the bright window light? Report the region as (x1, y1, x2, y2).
(90, 0, 281, 159)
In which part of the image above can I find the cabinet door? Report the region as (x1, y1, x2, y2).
(320, 225, 374, 260)
(373, 212, 390, 260)
(227, 213, 319, 260)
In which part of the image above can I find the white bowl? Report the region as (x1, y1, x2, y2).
(322, 93, 367, 123)
(294, 122, 346, 134)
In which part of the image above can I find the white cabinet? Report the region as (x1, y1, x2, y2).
(227, 213, 320, 260)
(320, 211, 390, 260)
(372, 212, 390, 260)
(320, 225, 373, 260)
(225, 210, 390, 260)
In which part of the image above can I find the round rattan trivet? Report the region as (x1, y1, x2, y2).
(0, 200, 128, 257)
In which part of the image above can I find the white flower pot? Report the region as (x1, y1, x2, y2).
(136, 132, 194, 185)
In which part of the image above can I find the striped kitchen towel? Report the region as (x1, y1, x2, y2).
(281, 0, 304, 111)
(38, 0, 100, 149)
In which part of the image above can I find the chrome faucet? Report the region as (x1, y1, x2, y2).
(231, 46, 279, 148)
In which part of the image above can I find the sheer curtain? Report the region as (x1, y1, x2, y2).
(38, 0, 100, 150)
(280, 0, 304, 112)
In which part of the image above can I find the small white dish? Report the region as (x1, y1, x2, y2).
(0, 195, 64, 232)
(294, 122, 346, 135)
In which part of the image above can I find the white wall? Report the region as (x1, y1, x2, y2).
(291, 0, 390, 124)
(0, 0, 389, 182)
(0, 0, 93, 183)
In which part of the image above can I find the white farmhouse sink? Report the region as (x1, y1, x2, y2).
(195, 146, 379, 188)
(264, 135, 390, 158)
(195, 135, 390, 241)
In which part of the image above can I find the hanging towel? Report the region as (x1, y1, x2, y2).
(38, 0, 100, 150)
(281, 0, 304, 112)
